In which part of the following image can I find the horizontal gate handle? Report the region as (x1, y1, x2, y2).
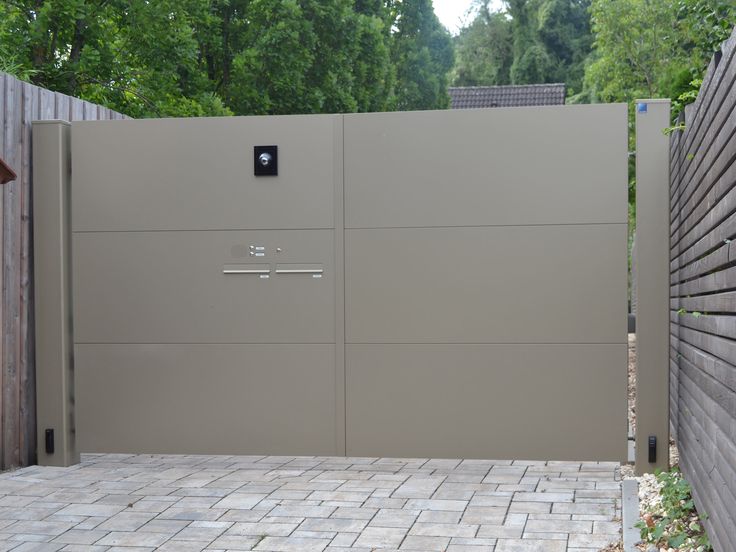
(223, 268, 270, 275)
(275, 268, 324, 275)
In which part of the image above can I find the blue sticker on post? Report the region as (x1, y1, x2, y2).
(637, 102, 648, 114)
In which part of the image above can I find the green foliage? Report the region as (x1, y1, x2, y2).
(390, 0, 454, 110)
(452, 0, 592, 93)
(453, 10, 513, 85)
(0, 0, 453, 117)
(635, 468, 712, 550)
(584, 0, 735, 111)
(585, 0, 685, 103)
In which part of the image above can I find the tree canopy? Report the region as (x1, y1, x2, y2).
(452, 0, 592, 94)
(1, 0, 735, 118)
(0, 0, 452, 117)
(453, 0, 735, 108)
(585, 0, 734, 105)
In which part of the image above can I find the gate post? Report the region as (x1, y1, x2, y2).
(634, 99, 671, 474)
(32, 121, 78, 467)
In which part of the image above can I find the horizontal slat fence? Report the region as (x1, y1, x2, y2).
(0, 72, 127, 470)
(669, 25, 736, 552)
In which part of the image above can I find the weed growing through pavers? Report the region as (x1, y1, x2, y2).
(635, 467, 711, 551)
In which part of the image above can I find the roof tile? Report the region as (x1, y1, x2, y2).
(448, 84, 566, 109)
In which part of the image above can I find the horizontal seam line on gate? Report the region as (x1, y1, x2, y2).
(344, 341, 627, 345)
(73, 341, 627, 345)
(71, 227, 335, 233)
(345, 222, 627, 229)
(74, 342, 338, 345)
(69, 222, 628, 233)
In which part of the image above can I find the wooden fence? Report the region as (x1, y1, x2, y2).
(669, 25, 736, 551)
(0, 72, 127, 470)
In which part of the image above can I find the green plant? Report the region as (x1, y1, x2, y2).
(635, 468, 712, 550)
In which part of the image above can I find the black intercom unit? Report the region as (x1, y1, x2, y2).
(254, 145, 278, 176)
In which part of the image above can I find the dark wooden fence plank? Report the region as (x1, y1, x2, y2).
(3, 76, 22, 468)
(671, 290, 736, 313)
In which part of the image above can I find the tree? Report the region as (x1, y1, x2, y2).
(451, 0, 592, 93)
(452, 9, 513, 86)
(0, 0, 230, 117)
(389, 0, 455, 110)
(583, 0, 735, 110)
(584, 0, 686, 103)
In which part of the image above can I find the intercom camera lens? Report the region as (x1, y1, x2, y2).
(258, 152, 272, 167)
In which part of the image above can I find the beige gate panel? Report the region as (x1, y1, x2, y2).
(73, 229, 334, 343)
(346, 343, 627, 460)
(71, 115, 339, 232)
(346, 224, 627, 344)
(76, 344, 337, 455)
(344, 105, 627, 229)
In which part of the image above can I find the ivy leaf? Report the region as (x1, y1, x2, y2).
(668, 533, 687, 547)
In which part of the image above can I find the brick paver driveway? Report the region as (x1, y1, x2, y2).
(0, 454, 621, 551)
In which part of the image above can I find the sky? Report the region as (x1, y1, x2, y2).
(433, 0, 505, 35)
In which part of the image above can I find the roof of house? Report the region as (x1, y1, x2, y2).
(0, 157, 16, 185)
(448, 84, 567, 109)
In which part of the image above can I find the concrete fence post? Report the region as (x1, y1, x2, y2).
(634, 99, 671, 474)
(32, 121, 78, 467)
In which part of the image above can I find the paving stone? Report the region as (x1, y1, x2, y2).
(450, 537, 498, 546)
(513, 492, 574, 503)
(208, 535, 262, 549)
(8, 544, 65, 552)
(157, 541, 211, 551)
(353, 526, 407, 548)
(224, 521, 299, 537)
(568, 532, 621, 547)
(6, 521, 76, 537)
(399, 535, 450, 550)
(524, 519, 592, 533)
(52, 529, 110, 545)
(460, 506, 507, 524)
(403, 499, 467, 512)
(269, 505, 335, 518)
(417, 511, 462, 524)
(171, 524, 228, 541)
(593, 520, 622, 535)
(138, 519, 190, 534)
(331, 532, 359, 547)
(96, 531, 170, 547)
(299, 518, 368, 533)
(212, 493, 266, 510)
(369, 510, 417, 528)
(495, 538, 567, 551)
(57, 545, 110, 551)
(157, 508, 227, 521)
(476, 524, 523, 539)
(96, 512, 155, 531)
(330, 507, 377, 520)
(446, 545, 495, 551)
(521, 531, 568, 539)
(253, 535, 331, 551)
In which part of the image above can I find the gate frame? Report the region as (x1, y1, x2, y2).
(32, 120, 78, 467)
(33, 106, 640, 467)
(634, 99, 671, 474)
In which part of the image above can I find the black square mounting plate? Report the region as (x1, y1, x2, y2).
(254, 145, 278, 176)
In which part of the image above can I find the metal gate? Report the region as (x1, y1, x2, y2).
(33, 105, 629, 466)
